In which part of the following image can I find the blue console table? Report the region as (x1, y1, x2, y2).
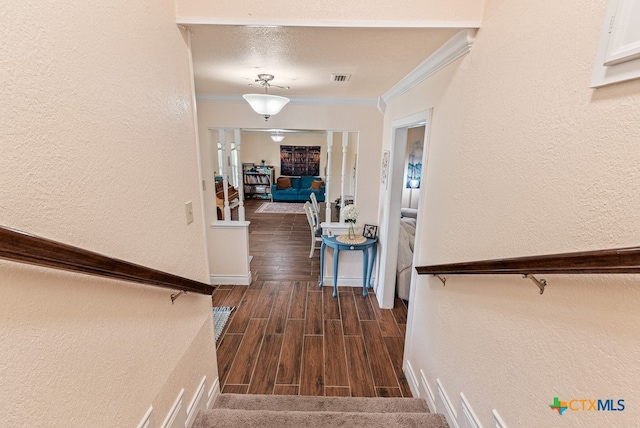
(319, 235, 378, 297)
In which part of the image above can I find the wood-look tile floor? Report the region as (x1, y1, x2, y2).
(212, 199, 411, 397)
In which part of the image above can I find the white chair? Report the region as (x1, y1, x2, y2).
(309, 193, 320, 217)
(304, 202, 322, 258)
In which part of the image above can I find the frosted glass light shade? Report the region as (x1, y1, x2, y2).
(271, 134, 285, 142)
(242, 94, 290, 120)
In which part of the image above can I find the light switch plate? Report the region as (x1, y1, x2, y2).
(185, 201, 194, 224)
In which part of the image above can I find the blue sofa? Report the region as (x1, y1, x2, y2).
(271, 176, 325, 202)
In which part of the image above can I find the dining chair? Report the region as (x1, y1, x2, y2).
(304, 201, 322, 258)
(309, 193, 320, 217)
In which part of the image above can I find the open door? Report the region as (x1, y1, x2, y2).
(375, 110, 431, 309)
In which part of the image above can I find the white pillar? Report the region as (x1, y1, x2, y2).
(218, 129, 232, 221)
(234, 129, 245, 221)
(340, 132, 348, 222)
(325, 132, 333, 223)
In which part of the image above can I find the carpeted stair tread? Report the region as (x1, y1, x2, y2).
(213, 393, 430, 413)
(193, 408, 448, 428)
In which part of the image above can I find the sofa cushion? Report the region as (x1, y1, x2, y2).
(310, 180, 324, 190)
(289, 177, 301, 189)
(277, 177, 292, 190)
(299, 176, 320, 189)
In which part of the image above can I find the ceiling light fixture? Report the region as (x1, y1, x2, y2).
(242, 74, 290, 121)
(271, 131, 285, 143)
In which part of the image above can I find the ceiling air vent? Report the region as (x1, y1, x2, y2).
(330, 73, 351, 82)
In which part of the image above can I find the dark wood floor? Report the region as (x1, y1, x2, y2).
(212, 198, 411, 397)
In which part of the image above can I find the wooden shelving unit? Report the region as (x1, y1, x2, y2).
(243, 164, 275, 200)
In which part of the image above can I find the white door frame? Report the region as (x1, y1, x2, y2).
(376, 109, 431, 309)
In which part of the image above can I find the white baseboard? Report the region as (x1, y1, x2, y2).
(459, 393, 483, 428)
(420, 370, 437, 414)
(321, 276, 375, 287)
(404, 360, 439, 415)
(185, 376, 207, 428)
(437, 379, 458, 428)
(207, 378, 220, 409)
(492, 409, 508, 428)
(138, 377, 219, 428)
(406, 368, 495, 428)
(161, 389, 186, 428)
(403, 360, 419, 398)
(210, 273, 252, 285)
(137, 406, 155, 428)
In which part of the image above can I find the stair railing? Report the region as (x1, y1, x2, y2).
(0, 225, 214, 302)
(415, 246, 640, 294)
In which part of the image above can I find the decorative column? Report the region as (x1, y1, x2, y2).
(234, 129, 245, 221)
(325, 132, 333, 223)
(218, 129, 232, 221)
(340, 131, 348, 224)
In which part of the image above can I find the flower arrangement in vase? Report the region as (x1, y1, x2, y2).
(341, 204, 358, 239)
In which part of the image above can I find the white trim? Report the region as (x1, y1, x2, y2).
(210, 273, 252, 285)
(437, 379, 459, 428)
(459, 393, 483, 428)
(185, 376, 207, 428)
(382, 29, 476, 104)
(391, 110, 430, 129)
(403, 360, 419, 398)
(320, 276, 374, 287)
(590, 0, 640, 87)
(177, 18, 482, 29)
(207, 378, 220, 409)
(161, 389, 186, 428)
(420, 370, 437, 414)
(492, 409, 508, 428)
(137, 406, 155, 428)
(376, 109, 431, 309)
(196, 93, 378, 107)
(210, 220, 251, 228)
(184, 28, 213, 284)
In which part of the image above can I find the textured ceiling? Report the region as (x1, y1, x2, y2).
(188, 25, 461, 99)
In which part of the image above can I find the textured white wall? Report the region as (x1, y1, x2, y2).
(386, 0, 640, 426)
(0, 1, 216, 427)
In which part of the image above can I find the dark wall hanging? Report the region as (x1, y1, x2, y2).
(280, 145, 321, 176)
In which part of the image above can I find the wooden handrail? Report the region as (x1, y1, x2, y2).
(415, 246, 640, 276)
(0, 225, 215, 295)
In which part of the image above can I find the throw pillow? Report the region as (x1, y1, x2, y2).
(277, 177, 292, 190)
(310, 180, 324, 190)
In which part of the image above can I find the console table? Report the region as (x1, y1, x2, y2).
(319, 235, 378, 297)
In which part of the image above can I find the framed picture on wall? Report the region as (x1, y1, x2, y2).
(380, 150, 390, 188)
(280, 145, 321, 176)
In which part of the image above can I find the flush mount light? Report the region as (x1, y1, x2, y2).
(271, 131, 285, 143)
(243, 74, 290, 121)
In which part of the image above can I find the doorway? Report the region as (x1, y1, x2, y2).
(375, 110, 431, 309)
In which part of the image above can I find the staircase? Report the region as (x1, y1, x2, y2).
(193, 394, 449, 428)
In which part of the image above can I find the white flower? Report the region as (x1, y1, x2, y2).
(341, 204, 358, 222)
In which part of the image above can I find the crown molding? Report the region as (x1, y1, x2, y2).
(177, 18, 482, 29)
(376, 97, 387, 114)
(382, 28, 476, 104)
(196, 93, 379, 107)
